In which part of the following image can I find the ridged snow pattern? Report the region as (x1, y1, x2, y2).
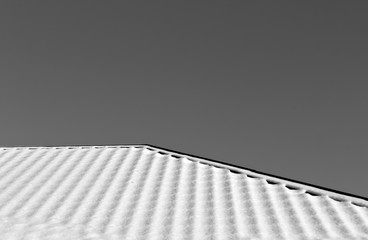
(0, 146, 367, 240)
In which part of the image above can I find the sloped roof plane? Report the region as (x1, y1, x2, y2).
(0, 144, 367, 240)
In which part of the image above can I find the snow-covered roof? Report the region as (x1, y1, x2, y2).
(0, 145, 367, 239)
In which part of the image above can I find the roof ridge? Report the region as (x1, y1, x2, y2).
(0, 144, 147, 150)
(0, 144, 367, 208)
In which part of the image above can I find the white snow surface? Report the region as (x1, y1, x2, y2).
(0, 145, 367, 240)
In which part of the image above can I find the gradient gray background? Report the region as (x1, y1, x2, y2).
(1, 2, 367, 197)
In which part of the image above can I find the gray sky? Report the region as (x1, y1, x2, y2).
(1, 2, 367, 198)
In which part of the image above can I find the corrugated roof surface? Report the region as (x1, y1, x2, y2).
(0, 145, 367, 240)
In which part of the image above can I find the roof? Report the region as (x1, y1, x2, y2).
(0, 144, 367, 240)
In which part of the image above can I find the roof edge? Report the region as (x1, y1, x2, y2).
(145, 144, 368, 208)
(1, 143, 367, 207)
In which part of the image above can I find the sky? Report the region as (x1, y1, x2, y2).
(0, 2, 367, 198)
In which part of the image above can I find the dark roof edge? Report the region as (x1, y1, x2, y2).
(1, 143, 367, 207)
(145, 144, 368, 207)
